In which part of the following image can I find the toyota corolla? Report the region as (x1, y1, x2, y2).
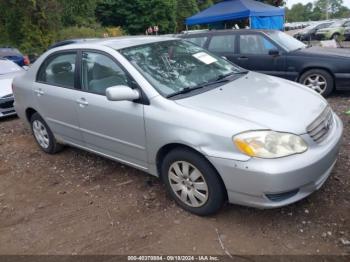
(13, 37, 343, 215)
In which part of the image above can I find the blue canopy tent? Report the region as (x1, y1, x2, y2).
(186, 0, 285, 30)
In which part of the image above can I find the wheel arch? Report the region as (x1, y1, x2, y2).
(297, 67, 336, 88)
(155, 143, 228, 199)
(25, 107, 38, 123)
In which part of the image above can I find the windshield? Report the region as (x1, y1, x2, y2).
(329, 20, 344, 28)
(266, 31, 306, 52)
(120, 40, 243, 97)
(0, 59, 22, 75)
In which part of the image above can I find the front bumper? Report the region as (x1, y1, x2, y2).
(0, 96, 16, 118)
(209, 114, 343, 209)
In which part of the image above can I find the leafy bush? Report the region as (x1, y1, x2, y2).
(54, 25, 124, 42)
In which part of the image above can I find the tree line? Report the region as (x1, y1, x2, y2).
(0, 0, 220, 54)
(1, 0, 347, 54)
(286, 0, 350, 22)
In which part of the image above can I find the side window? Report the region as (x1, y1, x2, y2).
(344, 21, 350, 27)
(208, 35, 236, 53)
(185, 37, 208, 47)
(81, 52, 130, 95)
(319, 24, 330, 29)
(37, 52, 76, 88)
(240, 35, 276, 55)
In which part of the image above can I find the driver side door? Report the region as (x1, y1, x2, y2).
(75, 50, 148, 169)
(237, 33, 286, 79)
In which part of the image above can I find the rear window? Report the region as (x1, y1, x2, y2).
(37, 52, 76, 88)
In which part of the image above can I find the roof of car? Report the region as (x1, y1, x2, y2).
(53, 36, 178, 51)
(178, 29, 277, 37)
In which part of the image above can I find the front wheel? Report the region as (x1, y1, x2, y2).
(161, 148, 226, 216)
(299, 69, 334, 97)
(332, 33, 340, 40)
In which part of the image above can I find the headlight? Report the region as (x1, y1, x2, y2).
(233, 131, 308, 159)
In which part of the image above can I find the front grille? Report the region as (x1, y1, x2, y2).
(0, 99, 14, 109)
(307, 106, 333, 143)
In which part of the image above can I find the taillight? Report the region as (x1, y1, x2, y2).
(23, 55, 30, 65)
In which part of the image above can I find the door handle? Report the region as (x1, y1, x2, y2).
(76, 98, 89, 107)
(34, 89, 44, 96)
(238, 56, 248, 60)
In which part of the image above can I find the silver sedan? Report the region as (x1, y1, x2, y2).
(13, 37, 343, 215)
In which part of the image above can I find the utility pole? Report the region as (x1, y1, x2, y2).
(326, 0, 329, 20)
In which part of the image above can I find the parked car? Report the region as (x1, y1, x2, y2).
(315, 19, 350, 40)
(0, 58, 25, 118)
(294, 21, 333, 41)
(47, 38, 98, 50)
(344, 27, 350, 40)
(0, 47, 30, 67)
(178, 29, 350, 96)
(13, 37, 343, 215)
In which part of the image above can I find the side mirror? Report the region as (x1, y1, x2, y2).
(268, 49, 280, 56)
(106, 86, 140, 102)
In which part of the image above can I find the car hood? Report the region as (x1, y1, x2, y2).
(175, 72, 327, 135)
(0, 71, 24, 97)
(294, 46, 350, 58)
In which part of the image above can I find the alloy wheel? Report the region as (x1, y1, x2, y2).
(32, 120, 50, 149)
(168, 161, 209, 207)
(303, 74, 327, 94)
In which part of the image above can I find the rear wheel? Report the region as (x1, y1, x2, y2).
(161, 148, 226, 216)
(30, 113, 63, 154)
(332, 33, 340, 40)
(299, 69, 334, 97)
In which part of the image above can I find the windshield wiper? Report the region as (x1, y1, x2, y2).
(166, 85, 208, 98)
(167, 71, 248, 98)
(216, 70, 247, 80)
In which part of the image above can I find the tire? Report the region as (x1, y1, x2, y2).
(30, 113, 63, 154)
(299, 69, 334, 97)
(161, 148, 226, 216)
(332, 33, 340, 40)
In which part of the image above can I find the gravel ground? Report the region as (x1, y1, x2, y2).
(0, 92, 349, 255)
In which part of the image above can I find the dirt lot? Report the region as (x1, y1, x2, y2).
(0, 93, 349, 256)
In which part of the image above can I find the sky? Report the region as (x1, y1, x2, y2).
(285, 0, 350, 8)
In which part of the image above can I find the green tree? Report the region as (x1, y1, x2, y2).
(59, 0, 98, 27)
(315, 0, 343, 19)
(0, 0, 61, 53)
(264, 0, 285, 7)
(96, 0, 177, 34)
(334, 5, 350, 18)
(176, 0, 199, 32)
(197, 0, 213, 10)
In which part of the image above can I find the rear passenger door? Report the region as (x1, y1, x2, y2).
(75, 51, 148, 169)
(237, 33, 286, 78)
(34, 51, 83, 144)
(207, 34, 238, 63)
